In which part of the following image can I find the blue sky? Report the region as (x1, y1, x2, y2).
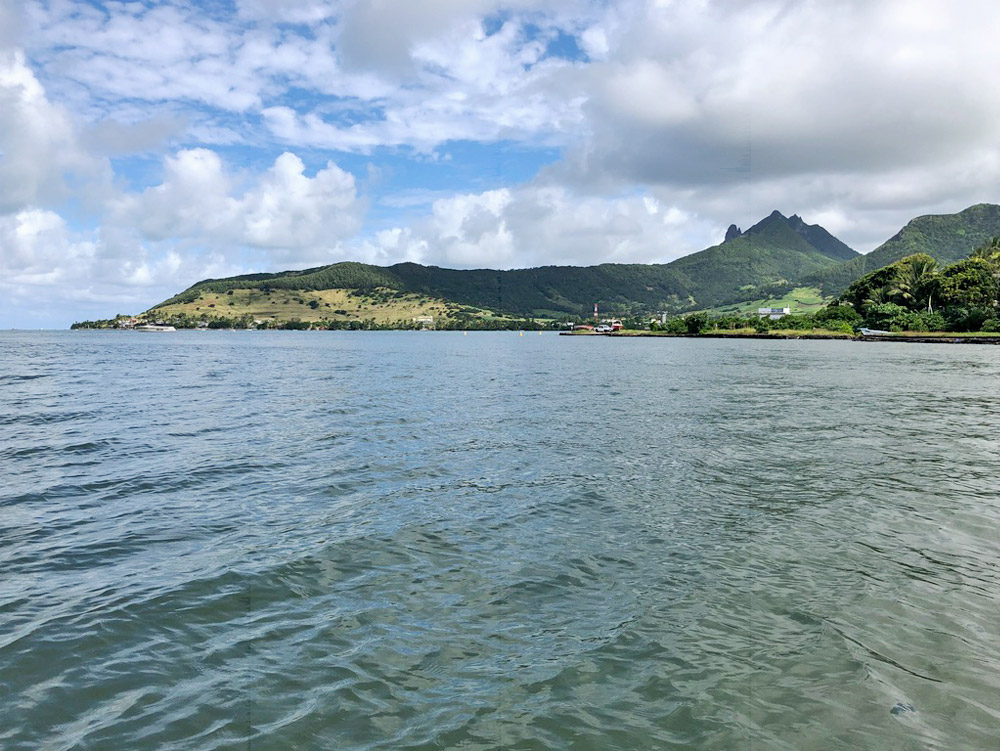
(3, 0, 1000, 327)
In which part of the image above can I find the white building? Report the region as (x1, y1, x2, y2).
(758, 307, 791, 320)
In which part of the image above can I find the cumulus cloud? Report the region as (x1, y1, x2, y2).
(0, 209, 94, 281)
(0, 207, 230, 326)
(0, 50, 105, 212)
(110, 148, 364, 259)
(360, 185, 719, 269)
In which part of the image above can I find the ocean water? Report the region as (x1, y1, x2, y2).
(2, 330, 999, 750)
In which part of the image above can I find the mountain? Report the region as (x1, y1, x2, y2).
(805, 203, 1000, 295)
(148, 210, 855, 322)
(660, 210, 858, 307)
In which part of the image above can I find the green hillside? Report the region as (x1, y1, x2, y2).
(152, 210, 855, 319)
(805, 203, 1000, 295)
(664, 211, 857, 307)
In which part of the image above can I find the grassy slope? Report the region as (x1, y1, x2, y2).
(701, 286, 831, 315)
(151, 287, 510, 326)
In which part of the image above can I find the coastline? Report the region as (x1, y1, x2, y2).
(561, 331, 1000, 344)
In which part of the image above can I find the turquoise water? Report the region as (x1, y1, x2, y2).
(2, 331, 999, 750)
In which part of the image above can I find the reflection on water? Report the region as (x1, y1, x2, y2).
(2, 331, 999, 750)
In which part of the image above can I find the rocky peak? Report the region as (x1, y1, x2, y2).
(724, 224, 742, 242)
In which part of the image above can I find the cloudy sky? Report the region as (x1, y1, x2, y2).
(2, 0, 999, 327)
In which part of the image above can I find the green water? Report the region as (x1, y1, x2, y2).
(2, 331, 998, 749)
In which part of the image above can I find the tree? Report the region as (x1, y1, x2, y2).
(814, 304, 861, 327)
(863, 302, 912, 331)
(970, 235, 1000, 266)
(685, 312, 709, 334)
(937, 258, 997, 310)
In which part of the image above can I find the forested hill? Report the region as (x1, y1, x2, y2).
(660, 210, 857, 307)
(804, 203, 1000, 295)
(153, 210, 856, 317)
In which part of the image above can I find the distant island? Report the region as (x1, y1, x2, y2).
(73, 204, 1000, 336)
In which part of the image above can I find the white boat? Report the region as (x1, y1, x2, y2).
(859, 328, 891, 336)
(134, 324, 176, 332)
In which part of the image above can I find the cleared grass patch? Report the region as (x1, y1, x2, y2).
(703, 286, 832, 316)
(152, 287, 509, 326)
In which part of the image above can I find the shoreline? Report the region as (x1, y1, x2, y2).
(561, 331, 1000, 344)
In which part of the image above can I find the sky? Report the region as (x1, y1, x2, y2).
(3, 0, 1000, 327)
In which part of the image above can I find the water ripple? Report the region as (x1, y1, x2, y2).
(2, 332, 1000, 749)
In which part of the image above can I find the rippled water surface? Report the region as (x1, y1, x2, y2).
(3, 330, 1000, 750)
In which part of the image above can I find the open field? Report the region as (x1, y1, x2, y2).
(703, 286, 832, 316)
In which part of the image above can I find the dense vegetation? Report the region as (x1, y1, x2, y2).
(651, 304, 862, 336)
(834, 240, 1000, 332)
(805, 203, 1000, 295)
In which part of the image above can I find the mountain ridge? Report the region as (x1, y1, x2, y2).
(153, 210, 856, 318)
(144, 204, 1000, 324)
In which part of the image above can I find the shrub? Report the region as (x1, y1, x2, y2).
(942, 306, 991, 332)
(863, 302, 910, 331)
(911, 312, 947, 332)
(815, 304, 862, 327)
(661, 318, 687, 334)
(685, 313, 709, 334)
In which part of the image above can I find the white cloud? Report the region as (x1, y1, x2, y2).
(110, 148, 364, 259)
(0, 209, 175, 326)
(0, 49, 105, 212)
(564, 0, 1000, 186)
(28, 3, 261, 112)
(0, 208, 94, 281)
(360, 184, 719, 269)
(234, 0, 347, 24)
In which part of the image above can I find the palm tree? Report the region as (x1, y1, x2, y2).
(888, 254, 938, 312)
(971, 236, 1000, 265)
(863, 286, 888, 309)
